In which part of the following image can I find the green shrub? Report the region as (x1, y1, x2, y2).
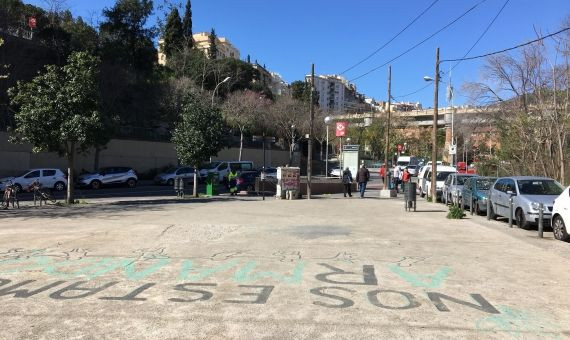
(447, 205, 465, 219)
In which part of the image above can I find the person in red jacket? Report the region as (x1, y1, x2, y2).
(379, 166, 386, 184)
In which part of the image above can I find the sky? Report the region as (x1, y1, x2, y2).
(25, 0, 570, 108)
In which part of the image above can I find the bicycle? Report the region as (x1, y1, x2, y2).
(29, 180, 57, 206)
(2, 181, 20, 210)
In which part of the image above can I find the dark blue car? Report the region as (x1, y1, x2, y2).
(236, 170, 260, 192)
(462, 176, 497, 214)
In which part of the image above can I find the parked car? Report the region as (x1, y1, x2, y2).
(422, 165, 457, 200)
(442, 173, 478, 204)
(462, 177, 497, 214)
(154, 167, 195, 186)
(0, 168, 67, 192)
(77, 167, 138, 189)
(417, 162, 444, 195)
(199, 161, 254, 183)
(329, 167, 341, 177)
(236, 170, 261, 192)
(489, 176, 565, 229)
(552, 186, 570, 242)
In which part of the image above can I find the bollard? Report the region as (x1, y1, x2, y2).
(486, 197, 491, 220)
(538, 203, 544, 238)
(470, 193, 474, 216)
(460, 195, 464, 211)
(508, 197, 514, 228)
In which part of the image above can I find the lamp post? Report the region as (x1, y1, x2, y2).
(424, 47, 440, 201)
(211, 76, 230, 107)
(290, 124, 295, 165)
(324, 116, 332, 177)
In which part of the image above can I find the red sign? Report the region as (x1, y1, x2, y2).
(397, 144, 403, 152)
(28, 17, 37, 29)
(335, 122, 347, 137)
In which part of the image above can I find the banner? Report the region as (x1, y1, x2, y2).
(336, 122, 348, 137)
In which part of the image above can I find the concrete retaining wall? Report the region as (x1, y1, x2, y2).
(0, 132, 292, 176)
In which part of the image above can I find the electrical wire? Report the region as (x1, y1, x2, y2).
(348, 0, 488, 82)
(441, 26, 570, 63)
(393, 82, 433, 99)
(339, 0, 440, 76)
(451, 0, 510, 71)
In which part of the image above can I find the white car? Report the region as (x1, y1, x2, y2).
(422, 165, 457, 200)
(552, 186, 570, 242)
(0, 168, 67, 192)
(154, 167, 195, 186)
(199, 161, 254, 183)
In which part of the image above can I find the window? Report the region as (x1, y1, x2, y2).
(24, 170, 40, 179)
(505, 180, 516, 193)
(218, 162, 228, 171)
(43, 170, 56, 177)
(241, 163, 253, 171)
(456, 176, 471, 185)
(464, 179, 471, 190)
(517, 180, 564, 195)
(476, 178, 495, 190)
(494, 179, 505, 192)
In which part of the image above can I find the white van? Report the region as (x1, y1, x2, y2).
(422, 165, 457, 200)
(396, 156, 419, 168)
(199, 161, 255, 183)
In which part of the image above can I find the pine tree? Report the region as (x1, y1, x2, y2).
(246, 54, 251, 63)
(208, 28, 218, 60)
(182, 0, 193, 48)
(163, 8, 184, 57)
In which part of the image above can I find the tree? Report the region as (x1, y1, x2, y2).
(163, 7, 183, 58)
(172, 91, 225, 197)
(9, 52, 104, 204)
(208, 28, 218, 60)
(222, 90, 270, 160)
(181, 0, 193, 49)
(269, 95, 306, 164)
(100, 0, 156, 74)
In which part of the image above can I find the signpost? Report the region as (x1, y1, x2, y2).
(335, 122, 347, 137)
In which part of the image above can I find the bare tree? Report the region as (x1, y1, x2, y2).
(268, 95, 306, 164)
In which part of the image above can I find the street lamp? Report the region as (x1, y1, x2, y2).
(290, 124, 295, 164)
(211, 76, 231, 107)
(324, 116, 332, 177)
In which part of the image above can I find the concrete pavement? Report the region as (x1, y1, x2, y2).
(0, 191, 569, 339)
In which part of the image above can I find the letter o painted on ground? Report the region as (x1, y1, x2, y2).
(367, 289, 421, 310)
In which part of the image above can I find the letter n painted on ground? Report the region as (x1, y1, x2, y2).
(427, 292, 500, 314)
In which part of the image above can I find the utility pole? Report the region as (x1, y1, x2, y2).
(384, 65, 392, 187)
(431, 48, 440, 201)
(307, 64, 315, 199)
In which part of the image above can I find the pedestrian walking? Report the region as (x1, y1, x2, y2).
(402, 168, 410, 192)
(356, 164, 370, 198)
(228, 169, 238, 196)
(342, 167, 353, 198)
(379, 166, 385, 185)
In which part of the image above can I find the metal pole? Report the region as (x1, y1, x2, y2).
(384, 65, 392, 187)
(508, 197, 514, 228)
(325, 125, 329, 177)
(262, 133, 266, 201)
(431, 48, 440, 201)
(307, 64, 315, 199)
(538, 203, 544, 238)
(487, 197, 491, 220)
(470, 193, 473, 215)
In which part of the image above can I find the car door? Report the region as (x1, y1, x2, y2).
(463, 178, 472, 206)
(101, 168, 116, 184)
(21, 170, 41, 188)
(41, 169, 57, 188)
(504, 179, 518, 215)
(217, 162, 229, 181)
(491, 179, 506, 216)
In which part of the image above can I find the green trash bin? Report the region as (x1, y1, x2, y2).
(206, 172, 219, 196)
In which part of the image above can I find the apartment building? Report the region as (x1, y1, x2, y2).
(193, 32, 240, 60)
(307, 75, 370, 115)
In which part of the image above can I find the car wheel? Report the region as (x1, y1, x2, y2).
(553, 216, 569, 242)
(515, 208, 531, 229)
(90, 180, 101, 190)
(127, 178, 137, 188)
(167, 179, 174, 187)
(489, 203, 497, 220)
(54, 181, 66, 192)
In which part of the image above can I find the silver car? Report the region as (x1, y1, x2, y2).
(489, 176, 565, 229)
(442, 173, 478, 204)
(154, 167, 195, 186)
(77, 167, 138, 189)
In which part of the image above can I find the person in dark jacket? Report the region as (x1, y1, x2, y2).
(342, 167, 353, 198)
(355, 164, 370, 198)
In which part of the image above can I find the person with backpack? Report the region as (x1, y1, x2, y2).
(342, 167, 353, 198)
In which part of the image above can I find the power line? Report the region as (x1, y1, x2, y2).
(441, 26, 570, 63)
(339, 0, 440, 76)
(349, 0, 488, 82)
(451, 0, 510, 71)
(393, 82, 433, 99)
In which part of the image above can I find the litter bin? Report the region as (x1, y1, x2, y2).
(206, 172, 218, 196)
(404, 182, 417, 212)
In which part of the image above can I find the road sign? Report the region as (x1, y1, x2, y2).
(28, 17, 37, 29)
(449, 144, 457, 155)
(335, 122, 347, 137)
(342, 145, 360, 152)
(397, 144, 403, 152)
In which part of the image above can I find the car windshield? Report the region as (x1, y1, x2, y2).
(96, 168, 111, 175)
(164, 167, 177, 174)
(476, 178, 495, 190)
(203, 162, 221, 170)
(15, 170, 32, 178)
(517, 180, 564, 195)
(436, 172, 454, 181)
(457, 176, 472, 185)
(397, 161, 409, 166)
